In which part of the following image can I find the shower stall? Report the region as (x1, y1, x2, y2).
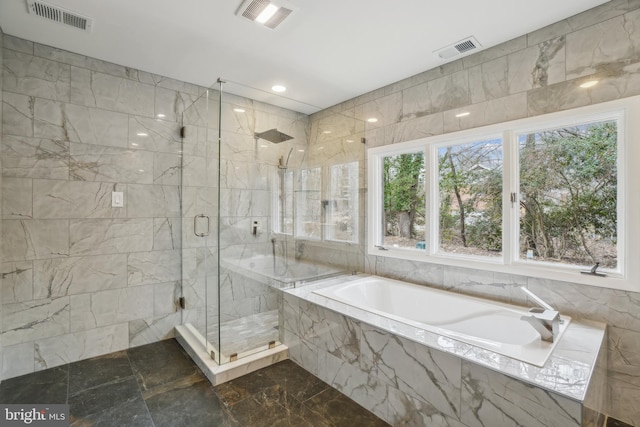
(176, 79, 366, 375)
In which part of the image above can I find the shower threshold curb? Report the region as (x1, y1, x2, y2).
(175, 324, 289, 386)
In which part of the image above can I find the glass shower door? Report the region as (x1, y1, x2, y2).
(180, 85, 221, 364)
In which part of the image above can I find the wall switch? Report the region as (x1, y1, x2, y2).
(112, 191, 124, 208)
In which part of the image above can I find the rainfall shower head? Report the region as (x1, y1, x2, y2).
(254, 128, 294, 144)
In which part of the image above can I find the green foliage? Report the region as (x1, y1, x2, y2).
(519, 120, 617, 266)
(384, 153, 425, 238)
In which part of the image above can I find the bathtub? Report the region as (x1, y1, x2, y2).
(312, 276, 571, 367)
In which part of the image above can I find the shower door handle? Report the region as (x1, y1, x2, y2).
(194, 214, 210, 237)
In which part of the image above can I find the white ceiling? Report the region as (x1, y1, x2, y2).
(0, 0, 609, 114)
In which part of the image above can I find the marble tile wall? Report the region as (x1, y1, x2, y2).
(304, 0, 640, 424)
(0, 35, 203, 380)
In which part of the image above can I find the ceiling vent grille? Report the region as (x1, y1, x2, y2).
(27, 0, 94, 32)
(236, 0, 296, 29)
(434, 36, 481, 60)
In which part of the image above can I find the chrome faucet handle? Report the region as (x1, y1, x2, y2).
(519, 286, 555, 312)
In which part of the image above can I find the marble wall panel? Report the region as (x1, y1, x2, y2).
(153, 218, 181, 251)
(358, 323, 462, 420)
(64, 104, 128, 147)
(34, 323, 129, 370)
(69, 218, 153, 256)
(1, 342, 34, 379)
(127, 249, 181, 287)
(0, 261, 33, 303)
(1, 136, 69, 179)
(32, 180, 125, 219)
(33, 254, 127, 299)
(460, 361, 582, 427)
(70, 285, 154, 332)
(33, 43, 135, 80)
(508, 37, 566, 94)
(153, 281, 180, 316)
(3, 49, 70, 101)
(153, 152, 181, 185)
(1, 219, 69, 262)
(69, 142, 154, 183)
(129, 312, 181, 347)
(468, 57, 509, 103)
(127, 184, 180, 218)
(33, 98, 66, 140)
(2, 92, 34, 137)
(70, 67, 155, 116)
(2, 177, 32, 219)
(3, 35, 33, 55)
(1, 297, 70, 346)
(155, 86, 199, 123)
(128, 115, 182, 154)
(566, 10, 640, 80)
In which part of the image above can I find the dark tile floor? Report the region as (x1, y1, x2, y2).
(0, 339, 389, 427)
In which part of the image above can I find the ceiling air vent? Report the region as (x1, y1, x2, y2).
(434, 36, 481, 60)
(236, 0, 296, 29)
(27, 0, 94, 32)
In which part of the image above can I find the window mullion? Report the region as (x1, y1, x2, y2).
(503, 130, 516, 266)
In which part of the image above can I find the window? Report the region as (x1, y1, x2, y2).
(327, 162, 359, 243)
(368, 97, 640, 291)
(517, 120, 617, 269)
(274, 169, 293, 235)
(383, 152, 425, 250)
(295, 167, 322, 240)
(274, 163, 360, 244)
(438, 139, 503, 258)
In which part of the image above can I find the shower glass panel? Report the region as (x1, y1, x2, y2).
(180, 79, 367, 365)
(181, 84, 222, 364)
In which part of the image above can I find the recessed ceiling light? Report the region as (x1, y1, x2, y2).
(272, 85, 286, 93)
(156, 113, 165, 118)
(455, 112, 471, 118)
(580, 80, 599, 89)
(256, 4, 279, 23)
(367, 118, 378, 123)
(233, 108, 246, 113)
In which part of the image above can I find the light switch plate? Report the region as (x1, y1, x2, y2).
(112, 191, 124, 208)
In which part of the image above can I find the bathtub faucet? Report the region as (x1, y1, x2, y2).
(519, 287, 560, 343)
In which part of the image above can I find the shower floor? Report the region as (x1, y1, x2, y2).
(206, 310, 279, 359)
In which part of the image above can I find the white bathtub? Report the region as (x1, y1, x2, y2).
(312, 276, 571, 367)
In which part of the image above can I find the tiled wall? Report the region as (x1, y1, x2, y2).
(303, 0, 640, 424)
(0, 34, 204, 379)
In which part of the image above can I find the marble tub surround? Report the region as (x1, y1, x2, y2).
(0, 34, 201, 380)
(281, 274, 607, 426)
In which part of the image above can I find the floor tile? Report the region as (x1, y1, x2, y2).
(70, 377, 144, 420)
(261, 360, 329, 402)
(607, 416, 635, 427)
(69, 350, 134, 395)
(0, 366, 68, 404)
(127, 340, 202, 391)
(214, 365, 278, 407)
(304, 387, 391, 427)
(70, 396, 154, 427)
(145, 380, 240, 427)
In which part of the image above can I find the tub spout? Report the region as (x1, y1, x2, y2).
(520, 308, 560, 342)
(519, 287, 560, 343)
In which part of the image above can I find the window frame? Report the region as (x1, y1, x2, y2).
(368, 96, 640, 292)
